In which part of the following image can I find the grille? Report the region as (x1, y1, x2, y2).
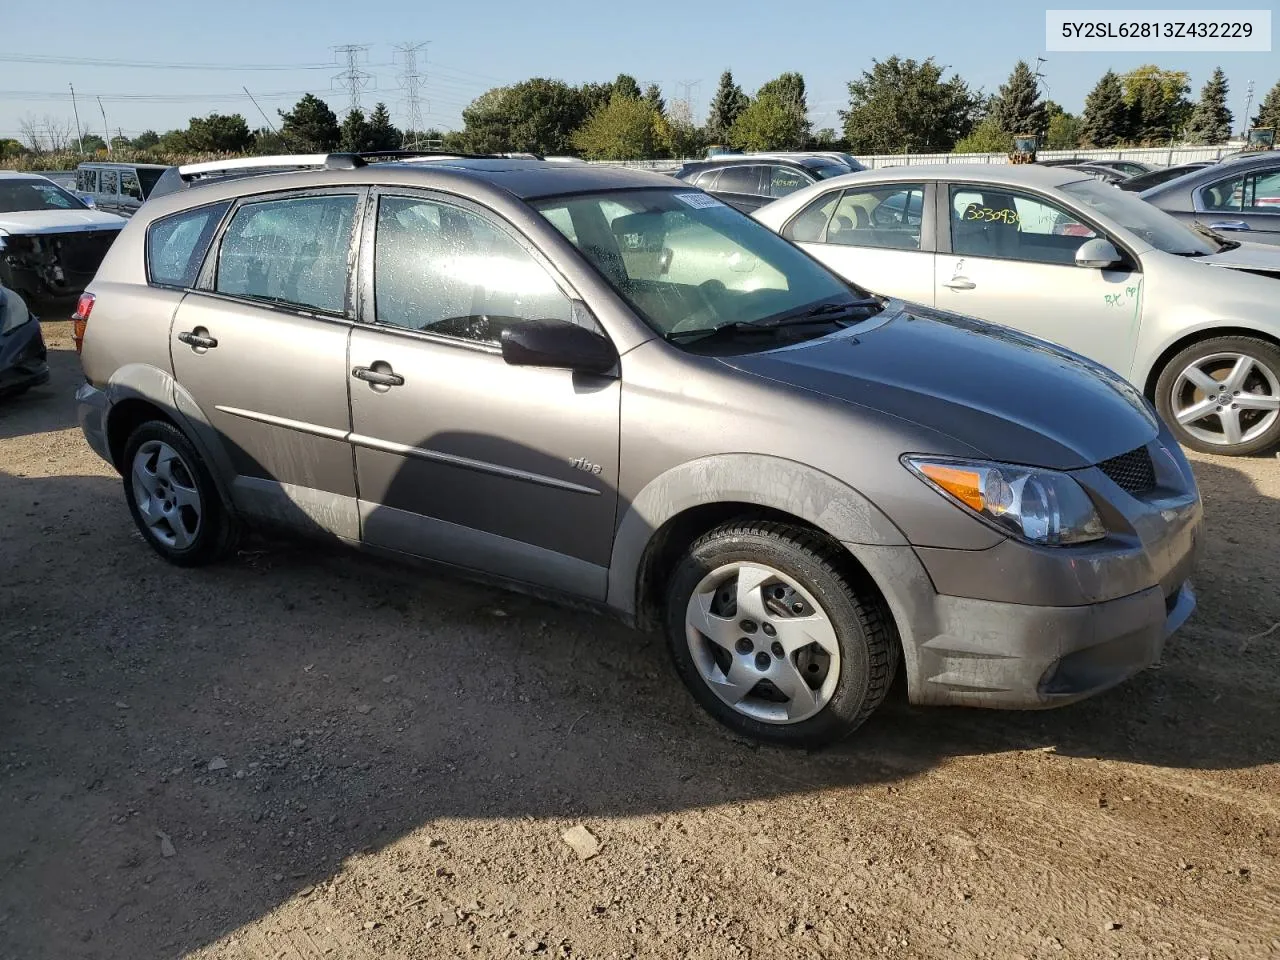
(1098, 446, 1156, 495)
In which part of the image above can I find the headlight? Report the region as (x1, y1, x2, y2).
(904, 457, 1106, 545)
(0, 288, 32, 334)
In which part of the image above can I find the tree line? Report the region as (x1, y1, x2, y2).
(5, 65, 1280, 167)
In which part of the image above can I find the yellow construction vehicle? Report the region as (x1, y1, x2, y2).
(1008, 134, 1038, 165)
(1245, 127, 1275, 151)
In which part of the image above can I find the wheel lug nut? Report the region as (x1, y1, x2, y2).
(771, 641, 784, 658)
(762, 623, 776, 637)
(735, 638, 753, 655)
(754, 652, 771, 671)
(739, 620, 757, 634)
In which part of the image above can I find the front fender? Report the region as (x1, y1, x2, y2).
(606, 453, 908, 617)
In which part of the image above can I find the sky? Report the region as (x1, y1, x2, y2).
(2, 0, 1278, 146)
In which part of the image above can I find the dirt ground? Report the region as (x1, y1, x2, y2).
(2, 323, 1278, 960)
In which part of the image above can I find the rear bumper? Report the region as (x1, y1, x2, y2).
(0, 320, 49, 397)
(75, 380, 112, 464)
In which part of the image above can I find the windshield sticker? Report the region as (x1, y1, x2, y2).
(675, 192, 724, 210)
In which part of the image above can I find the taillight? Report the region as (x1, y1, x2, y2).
(72, 292, 95, 354)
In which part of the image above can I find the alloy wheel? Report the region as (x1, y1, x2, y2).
(1171, 352, 1280, 449)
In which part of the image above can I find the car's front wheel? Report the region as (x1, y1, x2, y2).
(1155, 336, 1280, 456)
(664, 521, 896, 748)
(122, 420, 239, 566)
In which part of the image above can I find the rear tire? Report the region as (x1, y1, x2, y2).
(122, 420, 239, 566)
(1155, 336, 1280, 456)
(664, 520, 896, 748)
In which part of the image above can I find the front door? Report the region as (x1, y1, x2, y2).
(787, 181, 935, 306)
(171, 189, 364, 536)
(118, 169, 144, 217)
(1198, 164, 1280, 245)
(348, 191, 620, 599)
(935, 183, 1142, 379)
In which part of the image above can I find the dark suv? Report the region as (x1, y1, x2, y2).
(673, 154, 859, 213)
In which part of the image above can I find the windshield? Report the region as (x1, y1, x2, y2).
(1061, 178, 1217, 255)
(0, 178, 89, 214)
(533, 188, 869, 341)
(807, 161, 853, 180)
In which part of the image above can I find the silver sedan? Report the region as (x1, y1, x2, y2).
(754, 164, 1280, 456)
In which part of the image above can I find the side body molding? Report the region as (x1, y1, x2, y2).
(606, 453, 909, 617)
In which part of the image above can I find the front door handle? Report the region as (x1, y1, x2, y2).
(352, 366, 405, 388)
(177, 330, 218, 349)
(942, 277, 976, 290)
(1206, 220, 1250, 231)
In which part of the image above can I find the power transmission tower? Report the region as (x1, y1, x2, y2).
(394, 42, 430, 146)
(333, 44, 373, 113)
(677, 79, 701, 124)
(1241, 79, 1256, 138)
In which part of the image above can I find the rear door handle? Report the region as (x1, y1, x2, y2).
(942, 278, 976, 290)
(1206, 220, 1250, 231)
(176, 330, 218, 349)
(351, 366, 405, 387)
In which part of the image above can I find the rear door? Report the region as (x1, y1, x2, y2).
(97, 168, 119, 214)
(781, 182, 935, 306)
(170, 188, 365, 537)
(1196, 164, 1280, 245)
(934, 182, 1142, 377)
(347, 190, 620, 598)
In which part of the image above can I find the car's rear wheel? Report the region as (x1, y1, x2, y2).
(122, 420, 239, 566)
(1155, 336, 1280, 456)
(664, 521, 896, 748)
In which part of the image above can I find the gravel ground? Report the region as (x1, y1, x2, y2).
(2, 324, 1278, 960)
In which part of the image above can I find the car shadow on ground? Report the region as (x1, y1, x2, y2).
(2, 425, 1278, 956)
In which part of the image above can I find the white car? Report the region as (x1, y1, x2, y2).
(753, 164, 1280, 456)
(0, 171, 127, 306)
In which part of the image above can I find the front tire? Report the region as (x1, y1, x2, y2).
(122, 420, 239, 566)
(664, 521, 896, 748)
(1155, 336, 1280, 456)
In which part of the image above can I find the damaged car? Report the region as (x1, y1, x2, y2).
(0, 172, 126, 309)
(0, 283, 48, 398)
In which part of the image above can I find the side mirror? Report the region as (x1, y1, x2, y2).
(500, 319, 617, 375)
(1075, 238, 1122, 269)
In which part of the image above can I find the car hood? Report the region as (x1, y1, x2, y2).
(1196, 240, 1280, 275)
(0, 210, 127, 235)
(721, 301, 1160, 471)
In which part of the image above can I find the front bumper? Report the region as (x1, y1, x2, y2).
(853, 435, 1204, 709)
(0, 320, 49, 398)
(75, 380, 112, 464)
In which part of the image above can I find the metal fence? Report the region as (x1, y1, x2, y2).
(592, 144, 1234, 171)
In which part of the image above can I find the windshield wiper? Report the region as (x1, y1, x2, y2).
(664, 297, 882, 344)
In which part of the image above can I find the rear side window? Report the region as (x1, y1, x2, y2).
(100, 169, 118, 196)
(147, 201, 230, 288)
(713, 165, 764, 195)
(215, 194, 358, 314)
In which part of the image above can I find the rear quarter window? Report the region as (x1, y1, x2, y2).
(146, 201, 231, 288)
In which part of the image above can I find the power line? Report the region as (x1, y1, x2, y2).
(394, 42, 429, 141)
(332, 44, 373, 113)
(0, 53, 335, 71)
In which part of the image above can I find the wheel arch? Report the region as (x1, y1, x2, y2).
(608, 454, 909, 633)
(102, 363, 237, 510)
(1140, 325, 1280, 400)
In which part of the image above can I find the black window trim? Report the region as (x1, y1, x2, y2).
(354, 185, 596, 356)
(936, 180, 1142, 272)
(144, 198, 234, 290)
(780, 180, 938, 254)
(192, 186, 370, 324)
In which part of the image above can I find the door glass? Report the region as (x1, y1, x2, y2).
(950, 185, 1095, 265)
(1245, 171, 1280, 211)
(99, 169, 118, 196)
(120, 171, 143, 201)
(373, 195, 574, 345)
(825, 185, 924, 249)
(78, 169, 98, 192)
(1202, 169, 1280, 212)
(713, 165, 763, 195)
(767, 166, 810, 198)
(215, 194, 357, 314)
